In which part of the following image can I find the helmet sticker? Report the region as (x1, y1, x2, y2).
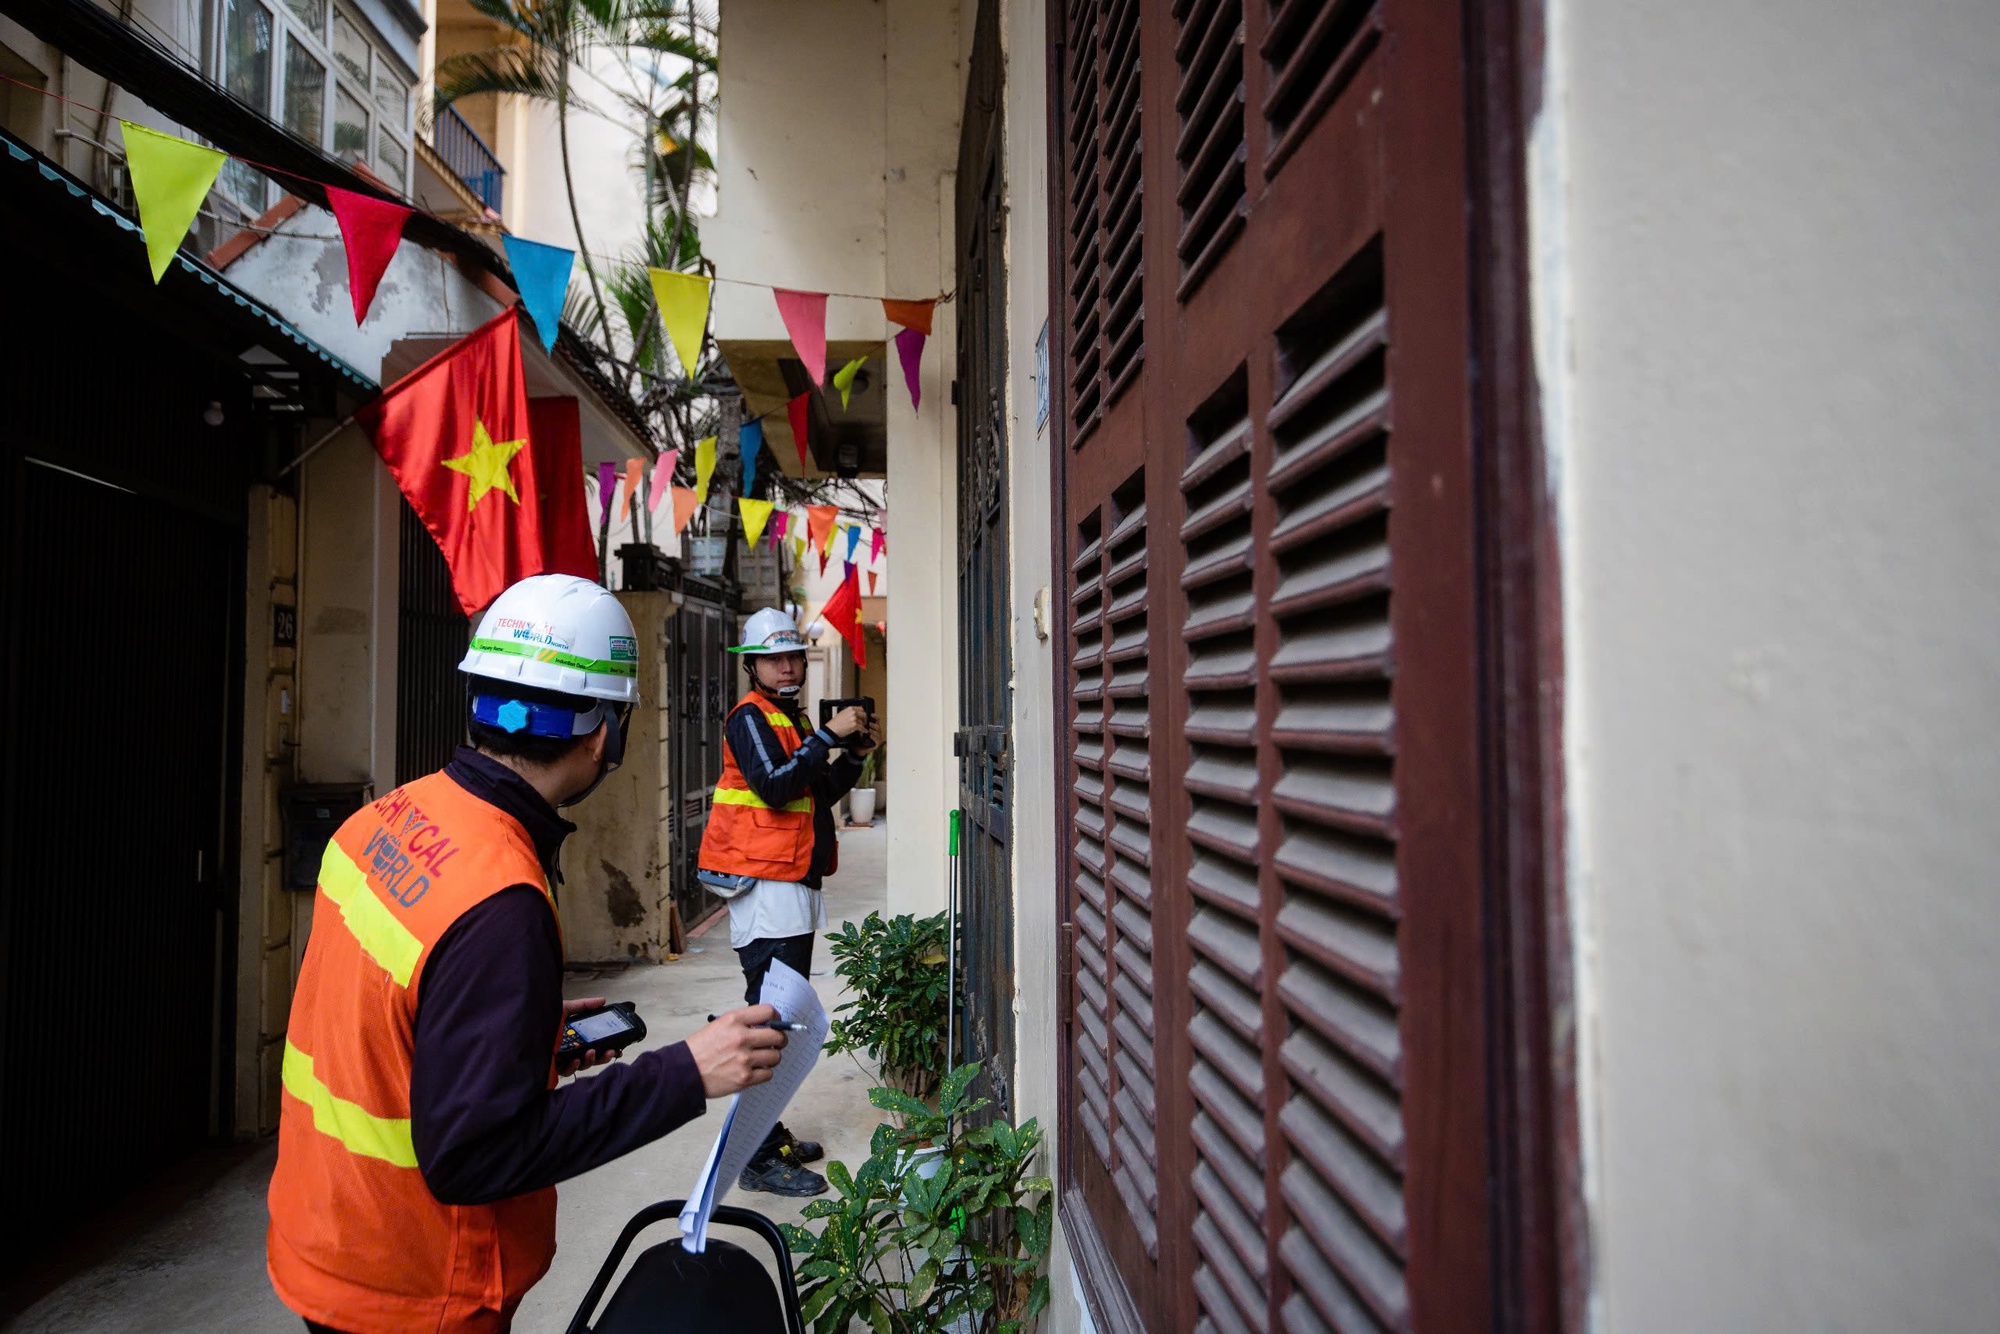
(609, 635, 638, 662)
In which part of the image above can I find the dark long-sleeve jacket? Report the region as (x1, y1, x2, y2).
(405, 747, 707, 1207)
(721, 690, 865, 889)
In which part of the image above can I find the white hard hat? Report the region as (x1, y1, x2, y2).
(459, 574, 639, 704)
(731, 606, 808, 656)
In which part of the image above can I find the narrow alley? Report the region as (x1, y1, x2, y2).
(5, 826, 893, 1333)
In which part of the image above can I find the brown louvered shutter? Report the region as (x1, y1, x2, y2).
(1052, 1, 1505, 1330)
(1063, 0, 1145, 442)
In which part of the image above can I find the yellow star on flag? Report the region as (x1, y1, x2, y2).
(441, 419, 526, 512)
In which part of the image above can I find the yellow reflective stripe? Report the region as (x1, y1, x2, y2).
(282, 1042, 417, 1168)
(763, 711, 798, 731)
(712, 786, 813, 815)
(318, 840, 422, 988)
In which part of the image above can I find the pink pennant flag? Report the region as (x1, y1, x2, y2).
(870, 526, 885, 562)
(773, 288, 829, 383)
(894, 326, 926, 410)
(772, 511, 790, 543)
(325, 185, 414, 324)
(597, 461, 617, 509)
(787, 392, 812, 468)
(649, 448, 680, 511)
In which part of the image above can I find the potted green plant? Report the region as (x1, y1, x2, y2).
(783, 1063, 1053, 1334)
(825, 911, 951, 1104)
(849, 746, 880, 826)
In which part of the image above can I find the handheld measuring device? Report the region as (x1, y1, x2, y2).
(558, 1001, 647, 1065)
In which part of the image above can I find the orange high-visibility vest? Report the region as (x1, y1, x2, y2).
(267, 771, 559, 1334)
(698, 690, 833, 882)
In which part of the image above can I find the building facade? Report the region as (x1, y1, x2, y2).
(711, 0, 2000, 1330)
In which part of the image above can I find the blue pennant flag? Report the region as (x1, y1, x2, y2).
(846, 523, 863, 563)
(502, 234, 575, 351)
(741, 417, 764, 493)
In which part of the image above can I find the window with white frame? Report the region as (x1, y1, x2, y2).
(216, 0, 413, 210)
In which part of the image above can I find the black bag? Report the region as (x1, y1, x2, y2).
(564, 1200, 803, 1334)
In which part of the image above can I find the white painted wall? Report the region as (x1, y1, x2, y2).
(709, 0, 961, 914)
(1551, 2, 2000, 1329)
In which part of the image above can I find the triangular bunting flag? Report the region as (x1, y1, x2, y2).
(787, 392, 812, 468)
(620, 457, 644, 521)
(325, 185, 415, 324)
(738, 497, 775, 546)
(792, 534, 808, 566)
(120, 122, 225, 283)
(833, 356, 868, 410)
(870, 526, 886, 562)
(772, 511, 790, 544)
(649, 449, 681, 511)
(868, 570, 878, 595)
(882, 297, 936, 336)
(503, 234, 574, 351)
(894, 327, 926, 411)
(694, 436, 718, 503)
(670, 486, 700, 536)
(773, 288, 829, 383)
(649, 268, 713, 378)
(597, 461, 617, 509)
(805, 505, 838, 559)
(740, 418, 764, 494)
(846, 524, 863, 563)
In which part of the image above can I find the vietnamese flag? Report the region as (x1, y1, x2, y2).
(818, 562, 866, 668)
(359, 308, 586, 614)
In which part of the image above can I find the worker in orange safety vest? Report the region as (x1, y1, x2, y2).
(697, 606, 875, 1196)
(267, 575, 789, 1334)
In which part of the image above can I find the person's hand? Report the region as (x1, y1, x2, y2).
(827, 705, 870, 739)
(685, 1005, 789, 1097)
(557, 997, 625, 1077)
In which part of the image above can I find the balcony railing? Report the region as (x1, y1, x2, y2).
(432, 104, 505, 213)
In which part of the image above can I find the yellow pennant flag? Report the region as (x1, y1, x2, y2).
(693, 435, 718, 503)
(122, 121, 226, 283)
(824, 521, 842, 556)
(832, 356, 868, 410)
(649, 268, 714, 378)
(738, 497, 775, 546)
(792, 534, 808, 566)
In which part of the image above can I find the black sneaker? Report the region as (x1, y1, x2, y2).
(738, 1157, 828, 1197)
(778, 1129, 824, 1164)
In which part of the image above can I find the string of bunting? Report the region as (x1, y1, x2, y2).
(2, 77, 945, 407)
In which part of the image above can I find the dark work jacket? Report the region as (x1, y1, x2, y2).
(721, 692, 865, 889)
(405, 747, 706, 1207)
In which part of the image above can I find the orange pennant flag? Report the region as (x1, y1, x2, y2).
(619, 457, 645, 520)
(670, 486, 700, 535)
(867, 570, 878, 595)
(882, 298, 936, 336)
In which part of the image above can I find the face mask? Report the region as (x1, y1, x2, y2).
(559, 704, 631, 808)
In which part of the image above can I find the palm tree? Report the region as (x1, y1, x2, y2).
(434, 0, 621, 345)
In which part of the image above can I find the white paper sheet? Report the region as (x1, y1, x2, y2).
(678, 960, 829, 1251)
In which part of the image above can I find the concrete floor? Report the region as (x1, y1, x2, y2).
(8, 823, 891, 1333)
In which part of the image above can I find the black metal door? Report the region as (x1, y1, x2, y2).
(397, 498, 472, 783)
(667, 587, 734, 930)
(0, 456, 239, 1251)
(954, 0, 1014, 1118)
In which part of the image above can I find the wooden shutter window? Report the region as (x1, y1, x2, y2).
(1069, 480, 1162, 1261)
(1180, 373, 1270, 1331)
(1070, 509, 1114, 1167)
(1262, 0, 1381, 176)
(1173, 0, 1247, 297)
(1267, 241, 1407, 1333)
(1062, 0, 1145, 441)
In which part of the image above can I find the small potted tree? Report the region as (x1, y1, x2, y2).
(824, 911, 950, 1104)
(848, 745, 880, 826)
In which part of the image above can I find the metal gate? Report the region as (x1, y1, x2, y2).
(954, 0, 1014, 1118)
(666, 583, 736, 931)
(0, 456, 240, 1253)
(397, 498, 471, 784)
